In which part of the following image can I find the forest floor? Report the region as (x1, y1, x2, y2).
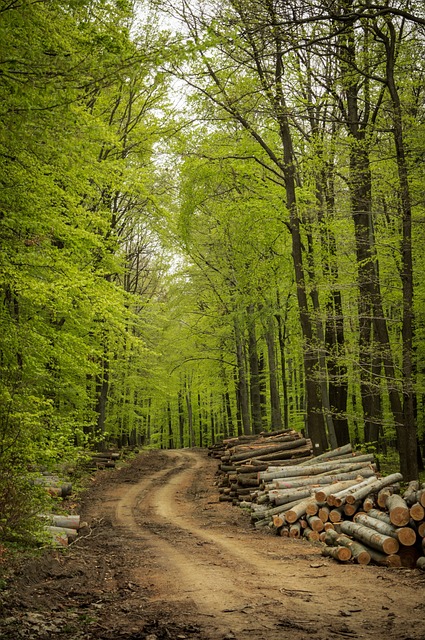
(1, 448, 425, 640)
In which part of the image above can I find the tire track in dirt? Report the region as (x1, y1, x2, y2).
(113, 449, 425, 640)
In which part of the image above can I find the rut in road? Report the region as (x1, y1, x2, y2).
(111, 449, 425, 640)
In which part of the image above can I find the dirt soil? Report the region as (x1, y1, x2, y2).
(1, 448, 425, 640)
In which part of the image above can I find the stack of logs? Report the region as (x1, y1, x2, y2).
(211, 429, 313, 504)
(43, 514, 84, 547)
(88, 450, 120, 470)
(211, 436, 425, 571)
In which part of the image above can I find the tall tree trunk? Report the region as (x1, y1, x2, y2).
(234, 317, 251, 435)
(265, 315, 283, 431)
(178, 389, 185, 448)
(276, 292, 289, 429)
(167, 402, 175, 449)
(247, 304, 263, 434)
(374, 19, 418, 479)
(258, 351, 268, 428)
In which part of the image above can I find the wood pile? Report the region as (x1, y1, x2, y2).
(42, 514, 85, 547)
(32, 474, 73, 498)
(211, 438, 425, 571)
(210, 429, 313, 503)
(87, 450, 121, 470)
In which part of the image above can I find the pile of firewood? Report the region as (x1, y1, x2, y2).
(87, 450, 121, 470)
(211, 438, 425, 571)
(42, 514, 85, 547)
(210, 429, 313, 502)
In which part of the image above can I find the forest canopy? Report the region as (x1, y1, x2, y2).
(0, 0, 424, 540)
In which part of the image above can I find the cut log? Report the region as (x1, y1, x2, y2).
(345, 474, 403, 505)
(409, 502, 425, 522)
(307, 515, 324, 532)
(330, 476, 378, 507)
(416, 557, 425, 571)
(318, 506, 330, 523)
(305, 501, 319, 516)
(363, 496, 375, 512)
(417, 521, 425, 537)
(418, 489, 425, 508)
(271, 468, 376, 489)
(403, 480, 420, 506)
(377, 485, 399, 509)
(303, 527, 320, 542)
(314, 479, 359, 504)
(344, 501, 361, 517)
(386, 494, 410, 527)
(272, 514, 286, 528)
(322, 545, 352, 562)
(354, 512, 416, 546)
(324, 530, 371, 565)
(285, 498, 318, 524)
(289, 522, 302, 538)
(329, 507, 344, 523)
(50, 515, 81, 530)
(259, 460, 373, 482)
(339, 521, 399, 554)
(366, 548, 402, 567)
(231, 438, 308, 463)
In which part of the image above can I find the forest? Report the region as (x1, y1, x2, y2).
(0, 0, 424, 541)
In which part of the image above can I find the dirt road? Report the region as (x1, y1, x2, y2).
(1, 448, 425, 640)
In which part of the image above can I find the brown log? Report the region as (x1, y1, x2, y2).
(314, 479, 359, 504)
(386, 494, 410, 526)
(303, 527, 320, 542)
(331, 476, 378, 507)
(259, 460, 373, 482)
(289, 522, 302, 538)
(339, 521, 399, 554)
(363, 496, 375, 512)
(367, 548, 402, 567)
(322, 545, 352, 562)
(324, 522, 335, 531)
(251, 445, 312, 462)
(354, 513, 416, 547)
(271, 468, 376, 490)
(329, 507, 344, 523)
(231, 438, 308, 463)
(377, 485, 399, 508)
(410, 502, 425, 522)
(417, 521, 425, 537)
(346, 474, 403, 505)
(324, 529, 371, 565)
(344, 501, 361, 517)
(318, 506, 330, 523)
(307, 515, 324, 532)
(403, 480, 420, 506)
(305, 501, 319, 516)
(272, 514, 285, 528)
(285, 498, 318, 524)
(418, 489, 425, 508)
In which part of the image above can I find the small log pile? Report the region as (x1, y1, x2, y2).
(210, 430, 314, 503)
(42, 514, 85, 547)
(211, 438, 425, 571)
(87, 450, 121, 470)
(32, 474, 73, 498)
